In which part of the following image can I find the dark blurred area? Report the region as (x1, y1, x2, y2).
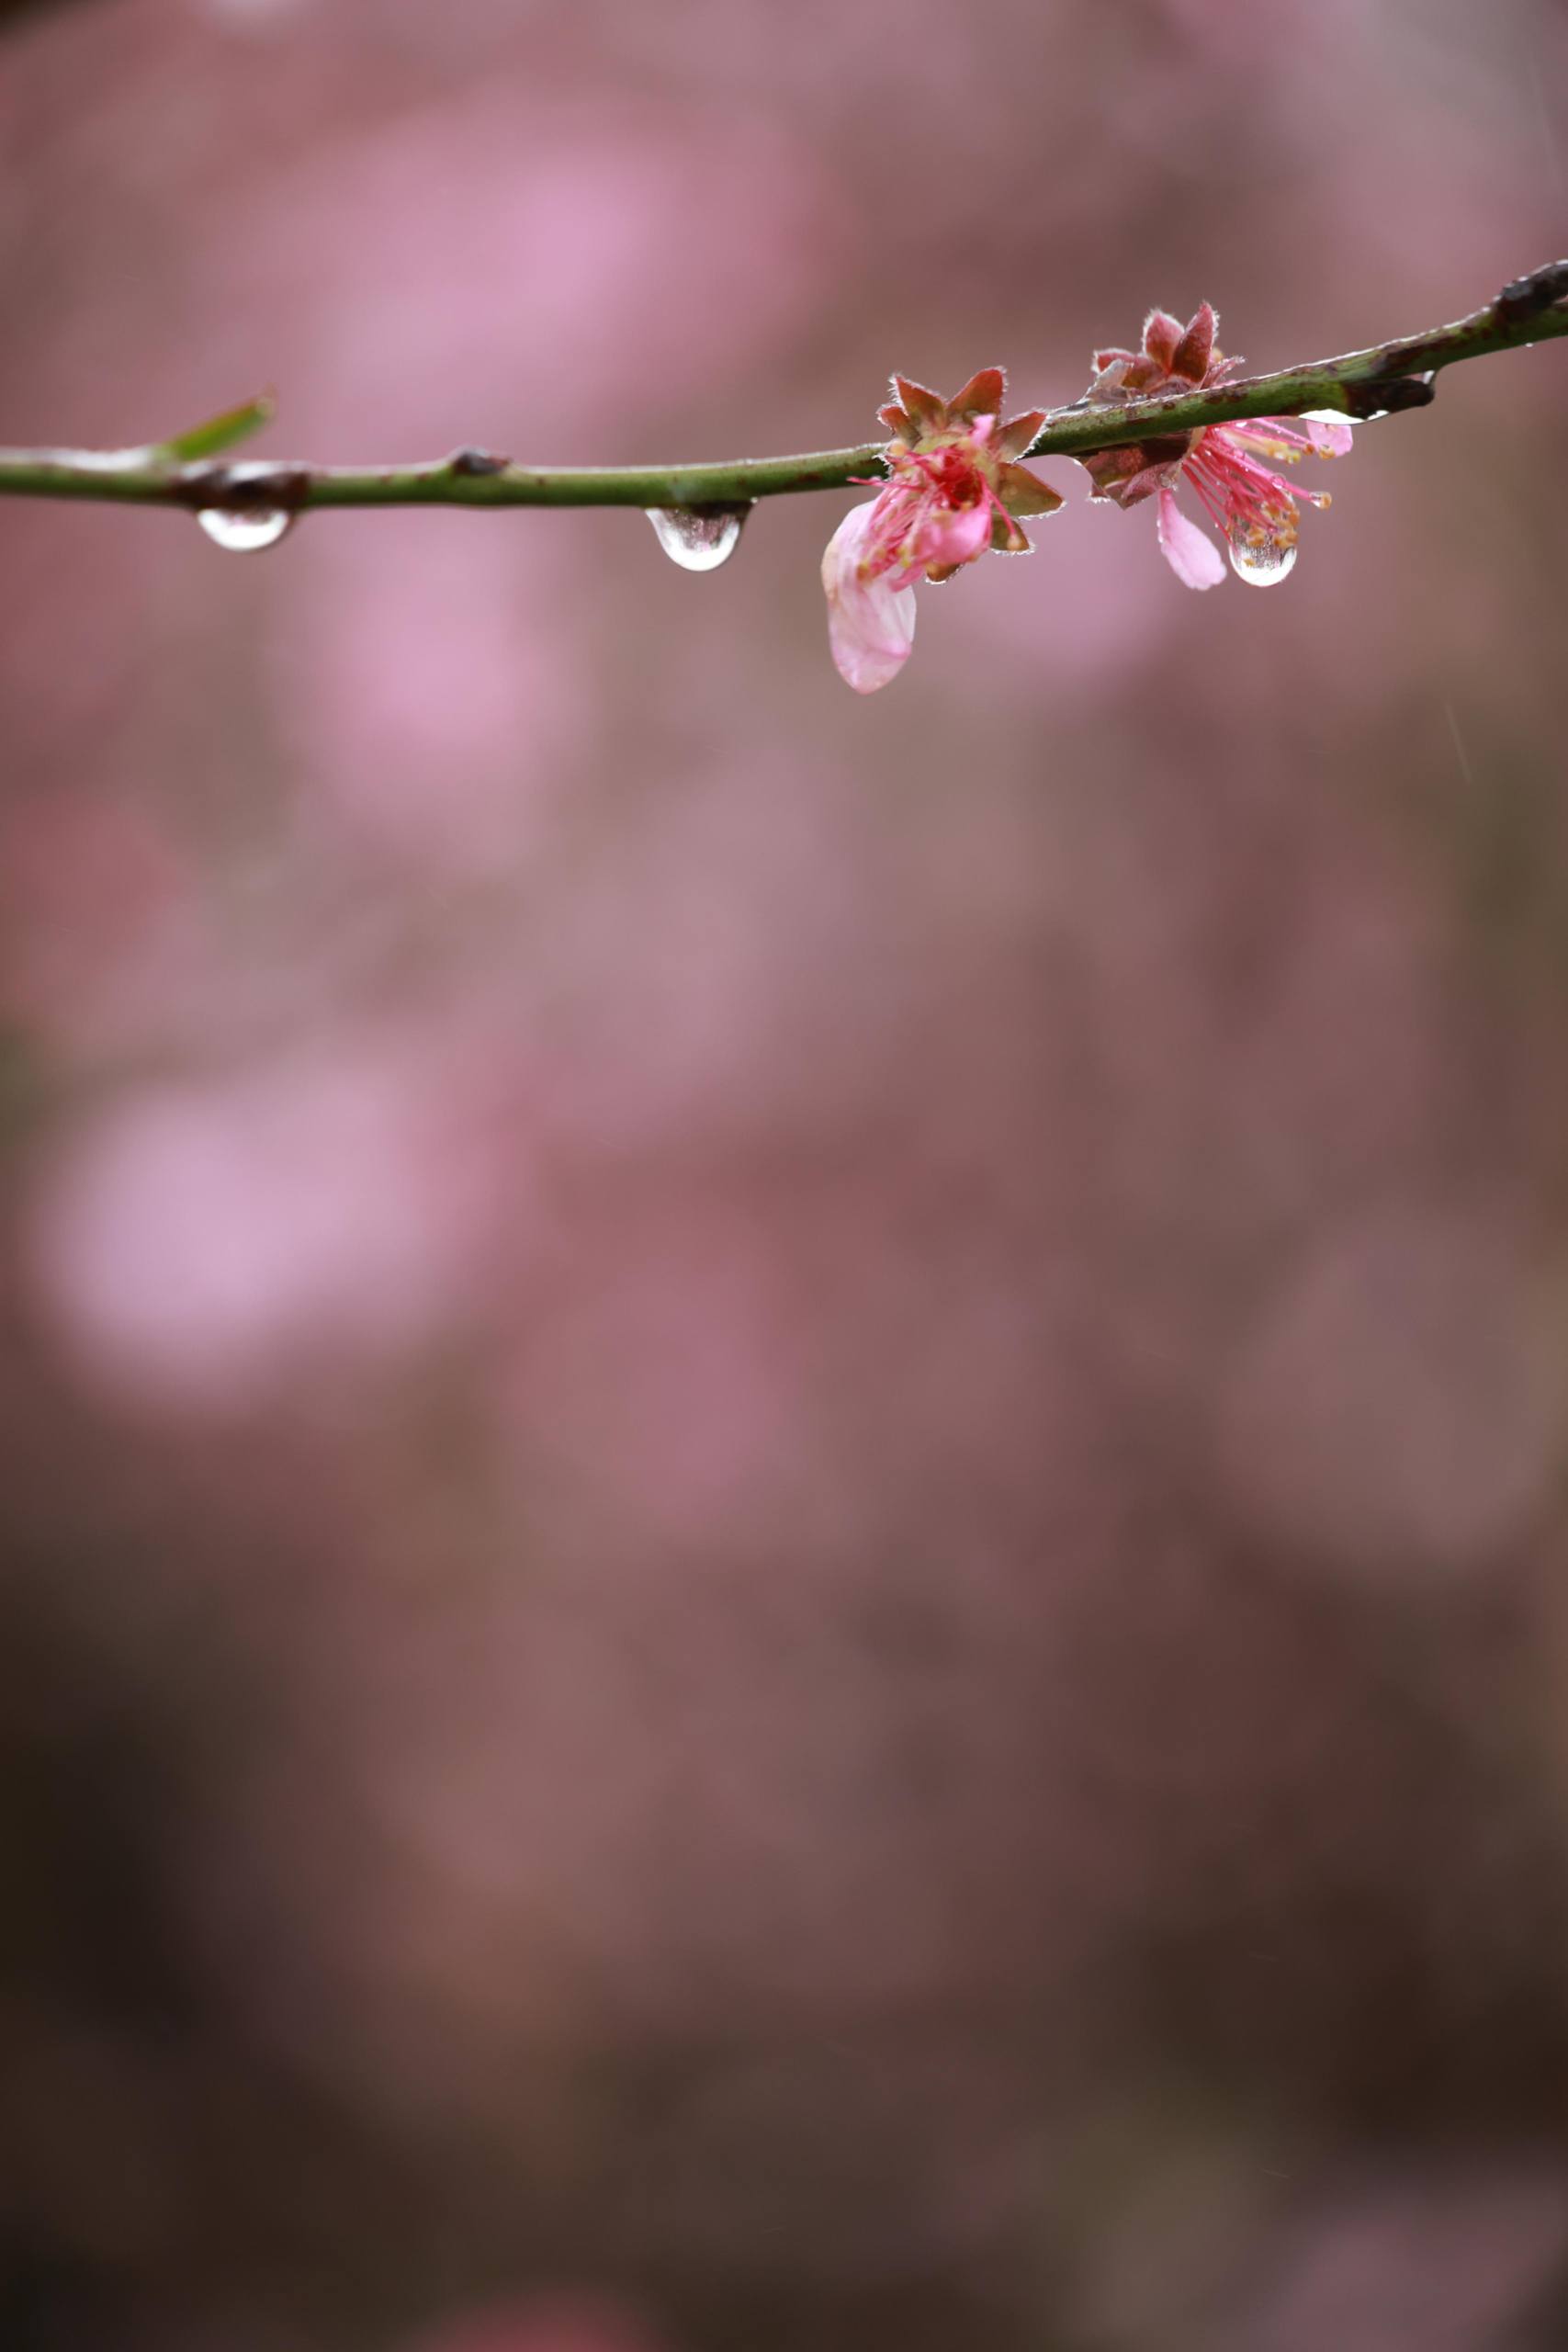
(3, 1, 1568, 2346)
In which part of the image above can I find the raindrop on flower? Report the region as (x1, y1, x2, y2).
(197, 506, 295, 552)
(645, 504, 750, 571)
(1227, 527, 1297, 586)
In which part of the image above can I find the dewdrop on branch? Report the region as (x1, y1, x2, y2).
(192, 458, 304, 554)
(197, 506, 295, 552)
(645, 503, 750, 571)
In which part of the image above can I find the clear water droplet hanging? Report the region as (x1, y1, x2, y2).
(1227, 526, 1296, 586)
(194, 461, 299, 552)
(197, 506, 295, 552)
(645, 503, 750, 571)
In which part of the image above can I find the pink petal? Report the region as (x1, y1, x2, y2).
(1303, 415, 1354, 456)
(1156, 486, 1225, 589)
(821, 503, 919, 693)
(920, 499, 993, 568)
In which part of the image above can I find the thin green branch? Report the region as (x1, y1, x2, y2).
(1, 264, 1563, 521)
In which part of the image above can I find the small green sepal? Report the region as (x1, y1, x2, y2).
(157, 390, 277, 464)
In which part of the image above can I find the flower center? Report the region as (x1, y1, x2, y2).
(913, 443, 987, 503)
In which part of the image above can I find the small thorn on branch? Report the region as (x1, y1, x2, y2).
(177, 459, 311, 512)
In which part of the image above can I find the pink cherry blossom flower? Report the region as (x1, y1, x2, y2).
(822, 368, 1063, 691)
(1076, 303, 1353, 590)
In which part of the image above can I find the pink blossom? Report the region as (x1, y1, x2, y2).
(822, 368, 1063, 691)
(1077, 303, 1354, 588)
(27, 1043, 503, 1412)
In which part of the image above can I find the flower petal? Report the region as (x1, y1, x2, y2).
(1303, 414, 1354, 456)
(821, 502, 919, 692)
(921, 499, 994, 568)
(1156, 486, 1225, 589)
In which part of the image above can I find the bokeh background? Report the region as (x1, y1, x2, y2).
(3, 1, 1568, 2346)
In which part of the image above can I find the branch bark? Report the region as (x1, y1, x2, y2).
(1, 263, 1563, 521)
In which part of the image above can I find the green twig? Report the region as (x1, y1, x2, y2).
(1, 264, 1563, 521)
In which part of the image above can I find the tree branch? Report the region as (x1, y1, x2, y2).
(2, 263, 1563, 522)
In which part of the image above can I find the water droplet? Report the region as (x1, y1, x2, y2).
(197, 505, 294, 552)
(645, 503, 750, 571)
(1227, 527, 1297, 586)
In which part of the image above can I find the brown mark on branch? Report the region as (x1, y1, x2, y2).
(175, 460, 312, 512)
(1496, 261, 1568, 322)
(1345, 378, 1436, 419)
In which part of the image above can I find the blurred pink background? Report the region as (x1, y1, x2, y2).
(3, 1, 1568, 2346)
